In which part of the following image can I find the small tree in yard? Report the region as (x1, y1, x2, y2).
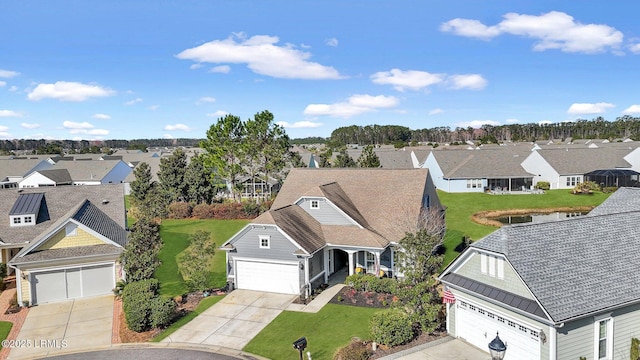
(180, 230, 216, 291)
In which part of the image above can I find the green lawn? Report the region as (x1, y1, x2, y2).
(0, 321, 12, 347)
(244, 304, 381, 360)
(439, 189, 611, 266)
(152, 295, 224, 342)
(155, 219, 249, 297)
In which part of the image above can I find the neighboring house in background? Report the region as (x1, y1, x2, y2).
(439, 187, 640, 360)
(236, 175, 281, 199)
(0, 158, 55, 189)
(50, 159, 132, 186)
(221, 168, 442, 297)
(1, 185, 128, 306)
(346, 148, 415, 168)
(18, 169, 73, 188)
(521, 147, 634, 189)
(421, 147, 534, 193)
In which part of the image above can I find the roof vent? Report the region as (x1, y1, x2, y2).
(101, 199, 109, 205)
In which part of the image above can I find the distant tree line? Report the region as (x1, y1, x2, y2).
(327, 116, 640, 146)
(0, 138, 203, 154)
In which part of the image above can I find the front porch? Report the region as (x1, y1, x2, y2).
(323, 247, 395, 284)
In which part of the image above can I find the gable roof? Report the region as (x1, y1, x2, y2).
(429, 148, 534, 179)
(534, 147, 633, 174)
(72, 200, 128, 246)
(51, 159, 127, 181)
(0, 185, 126, 245)
(0, 159, 52, 180)
(34, 169, 73, 184)
(270, 168, 434, 242)
(470, 198, 640, 323)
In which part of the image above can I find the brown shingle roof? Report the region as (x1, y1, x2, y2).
(269, 205, 325, 254)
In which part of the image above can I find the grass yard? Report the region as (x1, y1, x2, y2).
(0, 321, 12, 347)
(152, 295, 224, 342)
(439, 189, 611, 266)
(156, 219, 249, 297)
(244, 304, 380, 360)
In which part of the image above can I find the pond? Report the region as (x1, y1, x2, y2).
(493, 211, 589, 225)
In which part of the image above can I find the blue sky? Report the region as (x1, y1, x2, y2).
(1, 1, 640, 140)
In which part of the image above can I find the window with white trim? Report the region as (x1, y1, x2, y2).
(24, 216, 33, 224)
(466, 179, 482, 189)
(259, 235, 270, 249)
(310, 200, 319, 209)
(12, 217, 21, 225)
(595, 317, 613, 359)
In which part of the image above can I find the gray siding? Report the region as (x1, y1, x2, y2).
(556, 316, 593, 360)
(297, 198, 354, 225)
(448, 302, 456, 335)
(309, 251, 324, 279)
(454, 251, 534, 300)
(557, 303, 640, 360)
(229, 225, 299, 262)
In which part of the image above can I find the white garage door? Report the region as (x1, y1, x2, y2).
(456, 299, 540, 360)
(235, 260, 299, 294)
(31, 263, 115, 305)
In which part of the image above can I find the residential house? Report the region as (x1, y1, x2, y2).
(49, 159, 132, 186)
(439, 187, 640, 360)
(521, 147, 635, 189)
(221, 168, 442, 297)
(421, 147, 534, 192)
(18, 169, 73, 188)
(3, 185, 128, 306)
(0, 158, 55, 189)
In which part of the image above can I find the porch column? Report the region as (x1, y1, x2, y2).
(323, 248, 329, 283)
(374, 251, 381, 277)
(346, 250, 357, 276)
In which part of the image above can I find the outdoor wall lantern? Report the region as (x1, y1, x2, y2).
(293, 337, 307, 360)
(488, 332, 507, 360)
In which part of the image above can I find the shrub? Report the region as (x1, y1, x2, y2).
(370, 308, 414, 347)
(346, 274, 398, 294)
(242, 201, 261, 217)
(603, 186, 618, 194)
(631, 338, 640, 360)
(333, 340, 372, 360)
(536, 181, 550, 190)
(167, 202, 192, 219)
(0, 263, 7, 280)
(192, 203, 215, 219)
(149, 297, 176, 328)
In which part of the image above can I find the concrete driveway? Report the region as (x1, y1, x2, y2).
(380, 336, 490, 360)
(163, 289, 296, 350)
(8, 295, 114, 360)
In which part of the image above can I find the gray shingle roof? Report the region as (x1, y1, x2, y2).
(534, 147, 633, 174)
(587, 187, 640, 216)
(36, 169, 72, 184)
(9, 193, 44, 215)
(471, 206, 640, 323)
(0, 185, 126, 245)
(430, 148, 534, 178)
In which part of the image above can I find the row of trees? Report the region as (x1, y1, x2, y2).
(327, 116, 640, 146)
(317, 145, 381, 168)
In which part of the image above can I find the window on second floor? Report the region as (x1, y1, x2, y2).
(310, 200, 319, 209)
(259, 235, 270, 249)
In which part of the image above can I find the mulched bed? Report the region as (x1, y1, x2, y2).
(329, 286, 448, 359)
(329, 286, 396, 308)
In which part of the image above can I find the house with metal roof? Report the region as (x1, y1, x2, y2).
(439, 187, 640, 360)
(1, 185, 128, 306)
(221, 168, 442, 297)
(421, 147, 535, 192)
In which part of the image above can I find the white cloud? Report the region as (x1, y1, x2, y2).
(92, 113, 111, 120)
(190, 63, 203, 70)
(0, 70, 19, 78)
(304, 94, 399, 118)
(567, 102, 615, 115)
(197, 96, 217, 104)
(325, 38, 339, 47)
(629, 43, 640, 54)
(0, 126, 9, 132)
(441, 11, 624, 54)
(125, 98, 143, 105)
(539, 120, 553, 125)
(0, 125, 11, 139)
(163, 134, 174, 139)
(148, 105, 159, 111)
(429, 108, 444, 115)
(9, 86, 17, 92)
(371, 69, 445, 92)
(207, 111, 229, 118)
(62, 120, 108, 135)
(164, 123, 192, 131)
(447, 74, 487, 90)
(622, 105, 640, 114)
(0, 110, 21, 117)
(176, 33, 343, 79)
(277, 121, 323, 129)
(21, 123, 41, 129)
(209, 65, 231, 74)
(0, 81, 5, 87)
(456, 120, 501, 128)
(28, 81, 115, 101)
(505, 118, 520, 124)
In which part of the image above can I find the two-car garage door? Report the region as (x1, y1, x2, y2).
(31, 263, 115, 305)
(235, 260, 300, 295)
(455, 299, 540, 360)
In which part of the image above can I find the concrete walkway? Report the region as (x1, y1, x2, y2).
(286, 284, 345, 313)
(162, 290, 296, 350)
(8, 295, 114, 360)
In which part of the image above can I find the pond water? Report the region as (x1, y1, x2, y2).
(493, 211, 589, 225)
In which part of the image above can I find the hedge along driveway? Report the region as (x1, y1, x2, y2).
(156, 219, 249, 298)
(439, 189, 611, 267)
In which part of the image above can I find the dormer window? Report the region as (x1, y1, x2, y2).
(9, 192, 45, 227)
(13, 217, 21, 225)
(310, 200, 319, 209)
